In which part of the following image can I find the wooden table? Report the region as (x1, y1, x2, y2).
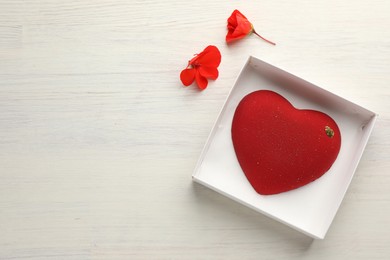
(1, 1, 389, 259)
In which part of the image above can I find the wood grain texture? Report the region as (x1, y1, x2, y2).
(0, 0, 389, 259)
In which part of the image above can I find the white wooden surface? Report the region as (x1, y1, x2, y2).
(0, 1, 389, 259)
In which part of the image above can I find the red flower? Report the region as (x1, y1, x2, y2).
(226, 10, 275, 45)
(180, 45, 221, 90)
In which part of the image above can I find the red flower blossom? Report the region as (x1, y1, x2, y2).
(180, 45, 221, 90)
(226, 9, 275, 45)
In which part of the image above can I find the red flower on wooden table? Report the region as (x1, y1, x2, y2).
(226, 9, 275, 45)
(180, 45, 221, 90)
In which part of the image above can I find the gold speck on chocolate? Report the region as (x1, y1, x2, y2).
(325, 126, 334, 138)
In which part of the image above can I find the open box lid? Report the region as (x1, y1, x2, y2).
(192, 56, 377, 239)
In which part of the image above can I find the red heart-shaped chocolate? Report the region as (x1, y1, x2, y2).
(231, 90, 341, 195)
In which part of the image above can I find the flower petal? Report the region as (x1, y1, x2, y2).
(180, 68, 196, 86)
(189, 45, 221, 68)
(233, 16, 252, 36)
(195, 71, 208, 90)
(226, 31, 248, 43)
(196, 45, 221, 68)
(199, 66, 219, 80)
(234, 10, 250, 23)
(227, 10, 242, 28)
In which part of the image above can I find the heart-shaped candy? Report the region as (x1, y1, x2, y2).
(231, 90, 341, 195)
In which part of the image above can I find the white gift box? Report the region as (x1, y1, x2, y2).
(192, 56, 377, 239)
